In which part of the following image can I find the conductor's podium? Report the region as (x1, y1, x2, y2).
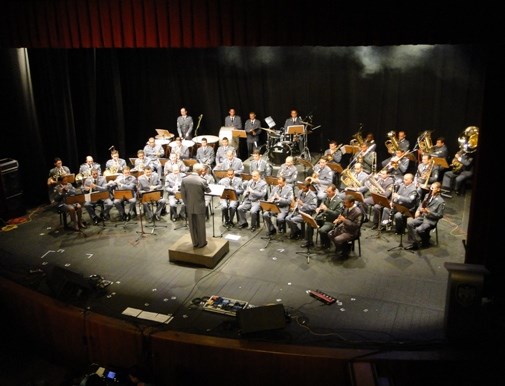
(168, 234, 229, 268)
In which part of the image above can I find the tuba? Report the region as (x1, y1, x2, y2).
(340, 168, 361, 189)
(451, 126, 479, 174)
(350, 130, 364, 147)
(385, 131, 400, 154)
(417, 130, 433, 154)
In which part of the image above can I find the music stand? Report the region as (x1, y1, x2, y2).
(240, 173, 252, 181)
(387, 203, 414, 253)
(297, 211, 321, 264)
(129, 157, 137, 167)
(141, 190, 167, 233)
(62, 174, 75, 184)
(64, 194, 87, 236)
(183, 159, 197, 171)
(106, 174, 120, 182)
(113, 190, 137, 229)
(220, 188, 238, 233)
(296, 181, 316, 192)
(260, 201, 281, 248)
(433, 157, 449, 169)
(232, 129, 247, 139)
(265, 176, 278, 186)
(213, 170, 228, 180)
(89, 191, 112, 228)
(343, 145, 360, 155)
(367, 192, 390, 239)
(327, 162, 343, 174)
(206, 184, 225, 238)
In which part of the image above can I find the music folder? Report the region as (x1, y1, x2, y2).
(221, 188, 237, 201)
(265, 176, 279, 186)
(343, 145, 360, 155)
(88, 191, 110, 202)
(155, 129, 172, 138)
(213, 170, 228, 179)
(141, 190, 162, 203)
(299, 211, 319, 229)
(344, 189, 364, 203)
(326, 162, 343, 173)
(207, 183, 225, 197)
(260, 200, 280, 213)
(433, 157, 449, 169)
(65, 194, 85, 205)
(240, 173, 252, 181)
(113, 189, 133, 200)
(393, 203, 413, 217)
(296, 181, 316, 191)
(371, 192, 390, 207)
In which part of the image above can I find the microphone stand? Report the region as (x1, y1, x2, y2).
(135, 181, 154, 241)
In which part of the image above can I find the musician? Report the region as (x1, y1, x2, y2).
(277, 156, 298, 186)
(405, 182, 445, 250)
(143, 137, 164, 174)
(215, 137, 236, 167)
(195, 138, 215, 167)
(163, 152, 188, 175)
(47, 157, 71, 189)
(132, 149, 151, 173)
(429, 137, 449, 182)
(51, 176, 86, 231)
(308, 157, 334, 202)
(177, 107, 194, 140)
(105, 149, 127, 174)
(442, 151, 474, 196)
(380, 173, 418, 234)
(381, 130, 410, 168)
(164, 165, 186, 221)
(237, 170, 267, 231)
(244, 111, 261, 156)
(364, 169, 394, 230)
(262, 176, 293, 236)
(385, 149, 410, 185)
(214, 149, 244, 175)
(83, 168, 114, 224)
(138, 166, 166, 222)
(415, 154, 439, 201)
(328, 195, 363, 259)
(218, 169, 244, 227)
(323, 140, 343, 164)
(79, 155, 101, 180)
(365, 132, 377, 152)
(351, 141, 376, 174)
(340, 162, 370, 197)
(283, 108, 305, 153)
(309, 184, 343, 249)
(249, 150, 272, 178)
(286, 181, 317, 241)
(170, 137, 191, 160)
(111, 166, 137, 221)
(224, 108, 242, 130)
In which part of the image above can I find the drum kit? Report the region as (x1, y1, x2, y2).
(262, 127, 303, 165)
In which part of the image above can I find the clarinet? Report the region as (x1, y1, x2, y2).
(388, 183, 399, 222)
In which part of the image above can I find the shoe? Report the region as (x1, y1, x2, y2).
(267, 229, 277, 236)
(238, 222, 248, 229)
(371, 224, 378, 230)
(379, 225, 386, 231)
(93, 217, 100, 225)
(195, 242, 208, 248)
(381, 219, 391, 226)
(155, 215, 161, 221)
(126, 214, 131, 221)
(421, 240, 430, 248)
(405, 243, 419, 250)
(289, 232, 301, 240)
(362, 216, 369, 223)
(147, 217, 153, 223)
(301, 241, 314, 248)
(250, 226, 257, 232)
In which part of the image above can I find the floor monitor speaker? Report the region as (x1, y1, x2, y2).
(236, 304, 286, 334)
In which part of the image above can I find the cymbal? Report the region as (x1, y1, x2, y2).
(261, 127, 277, 134)
(300, 121, 314, 126)
(193, 135, 220, 144)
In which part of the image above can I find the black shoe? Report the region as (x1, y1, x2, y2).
(155, 215, 161, 221)
(238, 222, 248, 229)
(93, 217, 100, 225)
(371, 224, 378, 230)
(379, 225, 386, 231)
(405, 243, 419, 250)
(289, 232, 301, 240)
(301, 241, 314, 248)
(421, 240, 430, 248)
(250, 226, 257, 232)
(267, 229, 277, 236)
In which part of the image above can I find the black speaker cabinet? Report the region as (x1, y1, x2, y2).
(0, 158, 25, 219)
(47, 266, 93, 302)
(236, 304, 287, 334)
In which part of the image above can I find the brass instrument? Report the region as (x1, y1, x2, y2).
(324, 143, 343, 161)
(451, 126, 479, 174)
(417, 130, 433, 154)
(75, 169, 91, 184)
(104, 163, 119, 176)
(340, 168, 361, 189)
(419, 159, 434, 190)
(350, 130, 364, 147)
(385, 130, 400, 154)
(365, 173, 386, 195)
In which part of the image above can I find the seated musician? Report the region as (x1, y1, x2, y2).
(111, 166, 137, 221)
(323, 140, 343, 164)
(214, 149, 244, 175)
(328, 195, 363, 259)
(83, 168, 114, 224)
(364, 169, 394, 230)
(249, 150, 272, 178)
(164, 165, 186, 221)
(415, 154, 439, 202)
(78, 155, 101, 182)
(442, 151, 474, 196)
(132, 149, 151, 173)
(218, 169, 244, 227)
(138, 166, 166, 222)
(164, 152, 188, 176)
(195, 138, 215, 168)
(385, 149, 409, 185)
(405, 182, 445, 250)
(170, 137, 191, 160)
(308, 157, 334, 202)
(262, 176, 293, 236)
(429, 137, 449, 182)
(105, 149, 127, 174)
(143, 137, 164, 174)
(286, 181, 317, 240)
(51, 176, 85, 231)
(237, 170, 267, 231)
(380, 173, 418, 233)
(47, 157, 71, 189)
(215, 137, 236, 168)
(351, 141, 376, 174)
(277, 156, 298, 186)
(307, 184, 343, 249)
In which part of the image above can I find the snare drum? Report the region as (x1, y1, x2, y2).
(268, 142, 292, 165)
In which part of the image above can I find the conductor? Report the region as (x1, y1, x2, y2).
(180, 163, 211, 248)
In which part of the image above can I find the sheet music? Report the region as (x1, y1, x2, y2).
(207, 183, 225, 197)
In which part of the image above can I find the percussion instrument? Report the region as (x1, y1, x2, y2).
(268, 142, 292, 165)
(193, 135, 220, 144)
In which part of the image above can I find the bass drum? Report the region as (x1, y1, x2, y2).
(268, 142, 292, 165)
(219, 127, 239, 152)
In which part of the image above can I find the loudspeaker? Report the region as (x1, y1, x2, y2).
(47, 266, 93, 302)
(0, 158, 25, 219)
(236, 304, 287, 334)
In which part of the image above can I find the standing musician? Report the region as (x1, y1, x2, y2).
(164, 165, 186, 221)
(47, 157, 71, 188)
(262, 176, 293, 236)
(218, 169, 244, 227)
(442, 151, 474, 196)
(111, 166, 137, 221)
(286, 181, 317, 241)
(307, 157, 334, 202)
(351, 141, 376, 174)
(309, 184, 343, 249)
(195, 138, 215, 167)
(328, 195, 363, 259)
(224, 108, 242, 130)
(244, 111, 262, 156)
(83, 168, 114, 224)
(380, 173, 418, 234)
(143, 137, 164, 174)
(177, 107, 194, 140)
(105, 149, 127, 175)
(215, 137, 236, 168)
(132, 149, 151, 173)
(164, 152, 188, 176)
(51, 176, 86, 231)
(214, 149, 244, 175)
(364, 169, 395, 230)
(277, 156, 298, 186)
(249, 150, 272, 178)
(237, 170, 267, 231)
(415, 154, 439, 202)
(283, 108, 304, 153)
(405, 181, 445, 250)
(137, 166, 166, 222)
(78, 155, 101, 181)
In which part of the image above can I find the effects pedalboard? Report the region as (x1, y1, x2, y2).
(308, 289, 336, 305)
(203, 295, 249, 316)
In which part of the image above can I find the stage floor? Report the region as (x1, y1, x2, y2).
(0, 175, 472, 351)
